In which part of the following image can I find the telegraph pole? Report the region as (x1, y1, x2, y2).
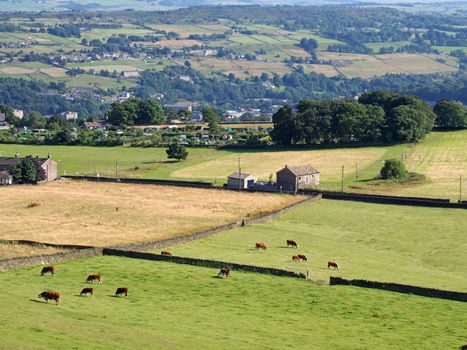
(115, 161, 118, 178)
(342, 165, 345, 192)
(93, 154, 97, 176)
(355, 163, 358, 183)
(238, 157, 242, 191)
(460, 175, 463, 203)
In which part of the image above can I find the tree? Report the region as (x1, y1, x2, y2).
(202, 106, 222, 134)
(271, 105, 296, 145)
(433, 100, 466, 129)
(380, 159, 406, 180)
(166, 142, 188, 161)
(26, 111, 46, 129)
(10, 156, 41, 184)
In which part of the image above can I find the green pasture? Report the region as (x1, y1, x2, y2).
(432, 46, 467, 54)
(364, 41, 411, 51)
(162, 200, 467, 292)
(0, 256, 465, 349)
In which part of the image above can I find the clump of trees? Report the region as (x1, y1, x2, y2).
(380, 159, 406, 180)
(271, 91, 436, 145)
(433, 100, 466, 129)
(106, 98, 166, 126)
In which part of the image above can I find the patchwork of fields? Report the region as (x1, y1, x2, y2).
(0, 256, 465, 349)
(0, 130, 465, 199)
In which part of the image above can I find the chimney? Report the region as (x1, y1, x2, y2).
(47, 153, 51, 159)
(15, 153, 19, 158)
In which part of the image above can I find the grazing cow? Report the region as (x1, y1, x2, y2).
(115, 287, 129, 297)
(292, 255, 300, 262)
(38, 291, 60, 305)
(255, 242, 267, 250)
(86, 274, 103, 283)
(80, 288, 94, 297)
(298, 254, 308, 261)
(286, 240, 298, 248)
(218, 268, 231, 278)
(40, 266, 55, 276)
(328, 261, 339, 270)
(161, 251, 172, 256)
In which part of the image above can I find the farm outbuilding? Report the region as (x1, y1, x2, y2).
(227, 172, 257, 189)
(276, 164, 320, 192)
(0, 154, 58, 184)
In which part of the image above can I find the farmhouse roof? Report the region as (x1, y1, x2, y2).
(280, 164, 319, 176)
(0, 156, 51, 172)
(228, 172, 252, 180)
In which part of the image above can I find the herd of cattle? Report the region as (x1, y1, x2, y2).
(255, 239, 340, 270)
(37, 266, 129, 305)
(37, 239, 339, 305)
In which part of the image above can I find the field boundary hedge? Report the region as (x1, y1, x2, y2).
(103, 249, 306, 279)
(330, 277, 467, 302)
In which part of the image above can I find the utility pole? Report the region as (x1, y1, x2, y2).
(460, 175, 463, 203)
(342, 165, 345, 192)
(93, 153, 97, 176)
(355, 163, 358, 183)
(115, 161, 118, 179)
(238, 157, 242, 191)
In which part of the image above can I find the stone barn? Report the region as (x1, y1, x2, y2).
(227, 172, 257, 189)
(276, 164, 320, 192)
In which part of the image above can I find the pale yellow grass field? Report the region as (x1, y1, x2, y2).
(151, 24, 229, 37)
(377, 53, 457, 74)
(1, 67, 35, 74)
(0, 181, 303, 247)
(282, 47, 310, 58)
(40, 67, 67, 77)
(0, 243, 66, 259)
(155, 39, 203, 48)
(172, 148, 386, 182)
(80, 65, 140, 73)
(303, 64, 340, 77)
(388, 131, 467, 199)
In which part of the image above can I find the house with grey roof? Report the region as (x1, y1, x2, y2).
(0, 112, 10, 130)
(276, 164, 320, 192)
(227, 172, 257, 190)
(0, 155, 58, 185)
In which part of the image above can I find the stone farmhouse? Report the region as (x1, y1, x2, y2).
(0, 155, 58, 185)
(276, 164, 320, 192)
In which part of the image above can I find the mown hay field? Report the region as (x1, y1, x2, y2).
(0, 180, 303, 247)
(161, 200, 467, 292)
(0, 256, 465, 349)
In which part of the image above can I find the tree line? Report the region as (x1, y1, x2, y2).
(271, 91, 465, 146)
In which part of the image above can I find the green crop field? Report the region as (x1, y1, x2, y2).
(0, 130, 465, 199)
(159, 200, 467, 292)
(0, 256, 465, 349)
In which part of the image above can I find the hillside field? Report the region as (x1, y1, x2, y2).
(0, 181, 302, 247)
(0, 256, 465, 350)
(0, 130, 465, 199)
(160, 200, 467, 292)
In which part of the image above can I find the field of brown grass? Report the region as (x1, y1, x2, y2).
(155, 39, 203, 49)
(0, 181, 303, 247)
(0, 243, 66, 259)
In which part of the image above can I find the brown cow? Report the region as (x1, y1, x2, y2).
(115, 287, 129, 297)
(38, 291, 60, 305)
(161, 251, 172, 256)
(328, 261, 339, 270)
(298, 254, 307, 261)
(255, 242, 267, 250)
(286, 240, 298, 248)
(218, 268, 231, 278)
(80, 288, 94, 297)
(40, 266, 55, 276)
(292, 255, 300, 262)
(86, 274, 103, 283)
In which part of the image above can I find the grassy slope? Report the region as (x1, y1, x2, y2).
(0, 256, 465, 350)
(162, 200, 467, 292)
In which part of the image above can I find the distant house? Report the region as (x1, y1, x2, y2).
(164, 103, 193, 113)
(84, 120, 103, 130)
(276, 164, 320, 192)
(0, 155, 58, 184)
(227, 172, 257, 189)
(0, 112, 9, 130)
(122, 70, 140, 79)
(13, 109, 24, 119)
(61, 111, 78, 121)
